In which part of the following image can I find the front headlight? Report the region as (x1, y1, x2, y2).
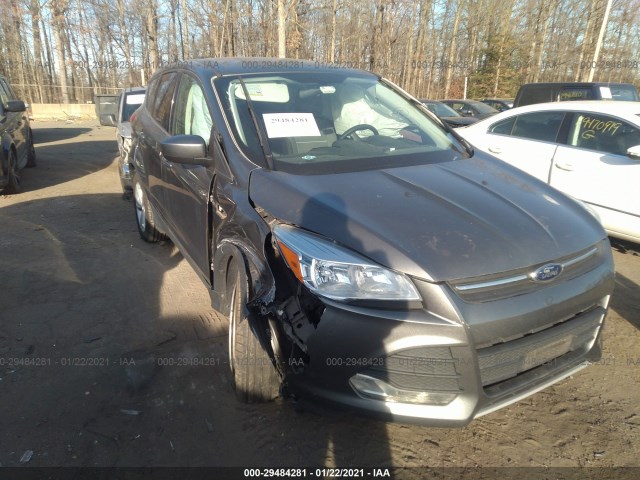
(273, 224, 421, 302)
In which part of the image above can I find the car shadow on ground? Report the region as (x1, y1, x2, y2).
(0, 193, 396, 468)
(18, 125, 117, 192)
(611, 272, 640, 331)
(32, 123, 93, 144)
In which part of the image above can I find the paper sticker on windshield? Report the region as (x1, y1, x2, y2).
(599, 87, 612, 99)
(262, 113, 321, 138)
(126, 93, 145, 105)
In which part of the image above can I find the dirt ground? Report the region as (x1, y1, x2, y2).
(1, 121, 639, 477)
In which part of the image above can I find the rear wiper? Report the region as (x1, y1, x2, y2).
(237, 76, 275, 170)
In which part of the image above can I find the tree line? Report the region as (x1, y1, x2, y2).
(0, 0, 638, 104)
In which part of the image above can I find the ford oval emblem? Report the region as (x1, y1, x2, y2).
(530, 263, 563, 282)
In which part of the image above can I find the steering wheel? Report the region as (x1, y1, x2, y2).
(339, 124, 379, 140)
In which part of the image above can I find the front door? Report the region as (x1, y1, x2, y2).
(163, 74, 215, 281)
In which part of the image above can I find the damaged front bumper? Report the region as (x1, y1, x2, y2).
(277, 262, 612, 426)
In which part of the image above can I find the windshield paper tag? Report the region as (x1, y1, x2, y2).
(126, 93, 145, 104)
(262, 113, 321, 138)
(599, 87, 612, 99)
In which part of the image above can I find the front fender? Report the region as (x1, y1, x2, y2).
(213, 239, 275, 315)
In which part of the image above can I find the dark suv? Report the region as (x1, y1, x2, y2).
(513, 82, 639, 108)
(130, 59, 614, 425)
(0, 75, 36, 194)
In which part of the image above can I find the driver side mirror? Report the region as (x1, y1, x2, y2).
(627, 145, 640, 162)
(4, 100, 26, 112)
(160, 135, 212, 166)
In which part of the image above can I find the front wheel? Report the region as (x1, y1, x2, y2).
(132, 173, 165, 243)
(1, 149, 20, 194)
(227, 258, 280, 403)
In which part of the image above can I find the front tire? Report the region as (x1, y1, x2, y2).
(132, 172, 165, 243)
(227, 258, 280, 403)
(1, 149, 20, 194)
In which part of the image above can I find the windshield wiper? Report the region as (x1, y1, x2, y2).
(237, 76, 275, 170)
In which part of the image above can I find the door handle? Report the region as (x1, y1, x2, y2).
(555, 160, 574, 171)
(488, 146, 502, 154)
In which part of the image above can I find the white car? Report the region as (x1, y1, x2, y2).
(457, 101, 640, 243)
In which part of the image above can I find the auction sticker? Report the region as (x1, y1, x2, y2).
(262, 113, 321, 138)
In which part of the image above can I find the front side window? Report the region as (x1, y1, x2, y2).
(173, 75, 213, 145)
(213, 72, 468, 173)
(509, 111, 565, 142)
(566, 112, 640, 156)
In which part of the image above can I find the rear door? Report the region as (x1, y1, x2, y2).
(551, 111, 640, 239)
(163, 73, 215, 279)
(469, 111, 565, 182)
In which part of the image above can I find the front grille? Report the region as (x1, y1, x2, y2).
(449, 241, 605, 303)
(362, 346, 462, 393)
(477, 306, 604, 389)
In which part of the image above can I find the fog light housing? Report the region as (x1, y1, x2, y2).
(350, 373, 457, 405)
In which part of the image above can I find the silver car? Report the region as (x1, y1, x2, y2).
(103, 86, 146, 192)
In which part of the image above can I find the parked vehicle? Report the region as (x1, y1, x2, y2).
(481, 98, 514, 112)
(101, 87, 146, 192)
(457, 101, 640, 243)
(513, 82, 639, 108)
(441, 99, 499, 119)
(420, 100, 479, 127)
(130, 58, 614, 426)
(0, 75, 36, 194)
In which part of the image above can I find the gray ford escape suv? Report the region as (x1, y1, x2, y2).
(130, 58, 615, 426)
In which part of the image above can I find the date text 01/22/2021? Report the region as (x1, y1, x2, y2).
(243, 468, 391, 478)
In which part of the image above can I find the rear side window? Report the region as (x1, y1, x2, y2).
(0, 81, 10, 106)
(566, 112, 640, 156)
(148, 72, 179, 131)
(505, 111, 565, 142)
(488, 117, 516, 135)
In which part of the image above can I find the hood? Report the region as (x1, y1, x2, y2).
(249, 154, 606, 282)
(441, 116, 479, 127)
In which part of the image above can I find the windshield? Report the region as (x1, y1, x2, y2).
(213, 72, 468, 173)
(122, 91, 145, 122)
(423, 101, 460, 117)
(468, 101, 499, 114)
